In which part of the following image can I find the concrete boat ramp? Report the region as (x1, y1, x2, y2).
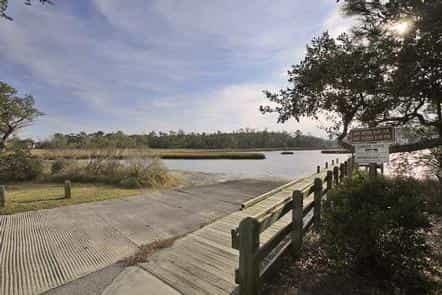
(1, 171, 325, 295)
(0, 179, 284, 295)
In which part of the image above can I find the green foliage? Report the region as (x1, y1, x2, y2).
(50, 159, 67, 174)
(263, 0, 442, 145)
(119, 177, 142, 189)
(0, 81, 42, 151)
(37, 129, 335, 150)
(0, 149, 43, 182)
(419, 178, 442, 216)
(321, 174, 431, 292)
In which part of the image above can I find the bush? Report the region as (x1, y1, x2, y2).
(419, 178, 442, 215)
(0, 150, 43, 182)
(47, 155, 176, 189)
(51, 159, 67, 174)
(119, 177, 142, 189)
(321, 174, 431, 292)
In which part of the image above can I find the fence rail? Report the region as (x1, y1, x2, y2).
(232, 157, 354, 295)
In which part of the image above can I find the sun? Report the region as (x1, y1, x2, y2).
(389, 21, 411, 36)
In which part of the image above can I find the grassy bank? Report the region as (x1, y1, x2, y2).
(31, 148, 266, 160)
(0, 183, 142, 215)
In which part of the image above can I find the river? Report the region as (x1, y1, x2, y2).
(163, 150, 350, 180)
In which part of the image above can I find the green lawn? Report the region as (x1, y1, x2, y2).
(0, 183, 142, 215)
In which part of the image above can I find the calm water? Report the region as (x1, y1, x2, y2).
(163, 151, 350, 180)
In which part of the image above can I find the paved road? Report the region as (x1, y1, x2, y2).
(0, 179, 285, 295)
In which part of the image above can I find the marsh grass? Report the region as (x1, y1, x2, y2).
(0, 150, 180, 214)
(47, 155, 178, 189)
(31, 148, 266, 160)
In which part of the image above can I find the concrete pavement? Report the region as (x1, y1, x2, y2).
(0, 179, 284, 295)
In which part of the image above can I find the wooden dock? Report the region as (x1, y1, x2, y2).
(140, 169, 330, 295)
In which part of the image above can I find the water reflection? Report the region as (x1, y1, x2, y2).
(163, 151, 350, 180)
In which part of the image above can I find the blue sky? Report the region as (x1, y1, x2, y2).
(0, 0, 353, 140)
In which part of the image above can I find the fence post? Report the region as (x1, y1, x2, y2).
(344, 161, 348, 177)
(348, 160, 352, 175)
(64, 180, 71, 199)
(0, 185, 6, 208)
(331, 159, 335, 166)
(239, 217, 260, 295)
(333, 167, 339, 185)
(339, 164, 345, 183)
(326, 171, 333, 191)
(369, 163, 377, 178)
(292, 190, 303, 258)
(325, 161, 328, 169)
(313, 178, 323, 231)
(336, 158, 339, 164)
(316, 165, 320, 174)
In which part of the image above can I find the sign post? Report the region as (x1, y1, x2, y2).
(349, 127, 395, 177)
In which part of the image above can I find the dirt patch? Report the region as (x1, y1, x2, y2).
(123, 237, 179, 266)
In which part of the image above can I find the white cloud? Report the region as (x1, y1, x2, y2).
(1, 0, 341, 139)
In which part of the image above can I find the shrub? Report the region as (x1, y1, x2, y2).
(51, 159, 67, 174)
(321, 174, 431, 292)
(418, 178, 442, 215)
(119, 177, 142, 189)
(0, 149, 43, 182)
(48, 155, 176, 189)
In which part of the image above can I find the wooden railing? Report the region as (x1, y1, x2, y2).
(232, 157, 354, 295)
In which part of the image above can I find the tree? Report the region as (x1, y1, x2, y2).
(262, 0, 442, 150)
(344, 0, 442, 136)
(1, 0, 53, 21)
(0, 81, 43, 151)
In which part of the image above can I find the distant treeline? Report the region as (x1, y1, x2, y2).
(18, 130, 337, 150)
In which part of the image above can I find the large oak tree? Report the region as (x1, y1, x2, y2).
(262, 0, 442, 151)
(0, 81, 42, 151)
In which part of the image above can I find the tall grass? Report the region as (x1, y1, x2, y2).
(47, 152, 177, 188)
(31, 148, 266, 160)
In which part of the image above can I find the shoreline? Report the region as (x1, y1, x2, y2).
(31, 147, 339, 160)
(170, 169, 291, 188)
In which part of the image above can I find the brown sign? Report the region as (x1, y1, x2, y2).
(350, 127, 395, 144)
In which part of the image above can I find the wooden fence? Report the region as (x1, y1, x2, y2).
(231, 157, 354, 295)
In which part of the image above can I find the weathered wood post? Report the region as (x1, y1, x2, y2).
(239, 217, 260, 295)
(336, 158, 339, 164)
(369, 163, 377, 178)
(333, 166, 339, 185)
(0, 185, 6, 208)
(344, 161, 348, 178)
(339, 164, 345, 183)
(316, 165, 320, 174)
(64, 180, 71, 199)
(326, 171, 333, 191)
(347, 157, 353, 176)
(354, 158, 359, 171)
(331, 159, 335, 166)
(292, 190, 303, 258)
(325, 161, 328, 169)
(313, 178, 323, 231)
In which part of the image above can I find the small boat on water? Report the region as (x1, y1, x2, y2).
(280, 151, 294, 155)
